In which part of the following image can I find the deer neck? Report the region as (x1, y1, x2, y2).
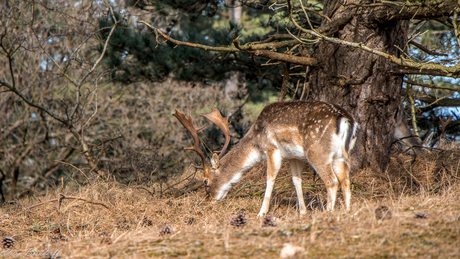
(218, 129, 262, 184)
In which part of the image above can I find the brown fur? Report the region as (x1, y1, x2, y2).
(202, 100, 358, 215)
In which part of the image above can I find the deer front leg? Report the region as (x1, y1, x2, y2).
(257, 149, 282, 217)
(290, 159, 307, 215)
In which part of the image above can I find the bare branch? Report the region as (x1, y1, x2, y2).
(404, 79, 459, 91)
(343, 0, 458, 22)
(0, 79, 68, 125)
(279, 62, 290, 101)
(140, 20, 318, 66)
(17, 194, 110, 216)
(54, 160, 89, 180)
(301, 5, 331, 22)
(409, 41, 448, 56)
(454, 12, 460, 48)
(140, 20, 239, 52)
(247, 49, 318, 66)
(393, 68, 456, 77)
(71, 0, 119, 119)
(407, 88, 420, 136)
(0, 119, 25, 145)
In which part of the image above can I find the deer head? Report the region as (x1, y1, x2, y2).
(173, 108, 231, 198)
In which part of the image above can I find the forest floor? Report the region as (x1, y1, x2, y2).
(1, 150, 460, 258)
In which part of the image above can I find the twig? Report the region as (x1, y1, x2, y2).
(67, 212, 74, 238)
(279, 62, 291, 101)
(17, 194, 110, 216)
(162, 171, 197, 194)
(404, 79, 459, 91)
(300, 66, 310, 100)
(442, 162, 460, 180)
(409, 40, 448, 56)
(301, 5, 331, 22)
(135, 186, 155, 197)
(406, 86, 420, 136)
(54, 160, 89, 180)
(293, 79, 300, 99)
(0, 79, 68, 125)
(0, 119, 26, 146)
(453, 12, 460, 49)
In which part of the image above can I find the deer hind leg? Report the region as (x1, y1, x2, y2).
(309, 160, 339, 211)
(258, 149, 282, 217)
(332, 157, 351, 211)
(289, 159, 307, 215)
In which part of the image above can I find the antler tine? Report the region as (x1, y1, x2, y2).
(201, 108, 231, 159)
(439, 116, 453, 138)
(173, 109, 207, 170)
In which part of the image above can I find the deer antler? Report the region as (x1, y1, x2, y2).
(201, 108, 231, 158)
(439, 115, 452, 139)
(173, 109, 207, 170)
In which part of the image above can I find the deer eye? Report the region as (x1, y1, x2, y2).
(204, 179, 209, 186)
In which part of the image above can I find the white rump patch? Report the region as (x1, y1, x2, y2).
(330, 117, 352, 160)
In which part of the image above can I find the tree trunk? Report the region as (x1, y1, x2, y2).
(309, 0, 409, 171)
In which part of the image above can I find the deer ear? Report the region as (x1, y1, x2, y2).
(211, 153, 219, 169)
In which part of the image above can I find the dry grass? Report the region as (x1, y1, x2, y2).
(1, 147, 460, 258)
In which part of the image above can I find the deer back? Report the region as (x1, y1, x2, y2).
(247, 100, 357, 160)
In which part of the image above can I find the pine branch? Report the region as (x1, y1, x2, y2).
(287, 0, 460, 78)
(139, 20, 318, 66)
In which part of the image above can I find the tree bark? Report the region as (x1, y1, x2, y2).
(309, 0, 409, 171)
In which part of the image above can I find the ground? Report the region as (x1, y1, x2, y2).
(1, 150, 460, 258)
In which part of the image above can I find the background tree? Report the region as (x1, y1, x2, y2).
(0, 0, 122, 198)
(105, 0, 460, 171)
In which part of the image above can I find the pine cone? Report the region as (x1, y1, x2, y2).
(142, 216, 153, 227)
(230, 213, 248, 228)
(375, 205, 392, 220)
(415, 211, 427, 219)
(2, 237, 14, 249)
(50, 228, 67, 242)
(159, 226, 172, 236)
(100, 236, 112, 245)
(262, 215, 277, 227)
(116, 219, 131, 230)
(52, 228, 61, 235)
(185, 217, 196, 225)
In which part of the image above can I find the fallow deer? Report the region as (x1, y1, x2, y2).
(173, 100, 358, 216)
